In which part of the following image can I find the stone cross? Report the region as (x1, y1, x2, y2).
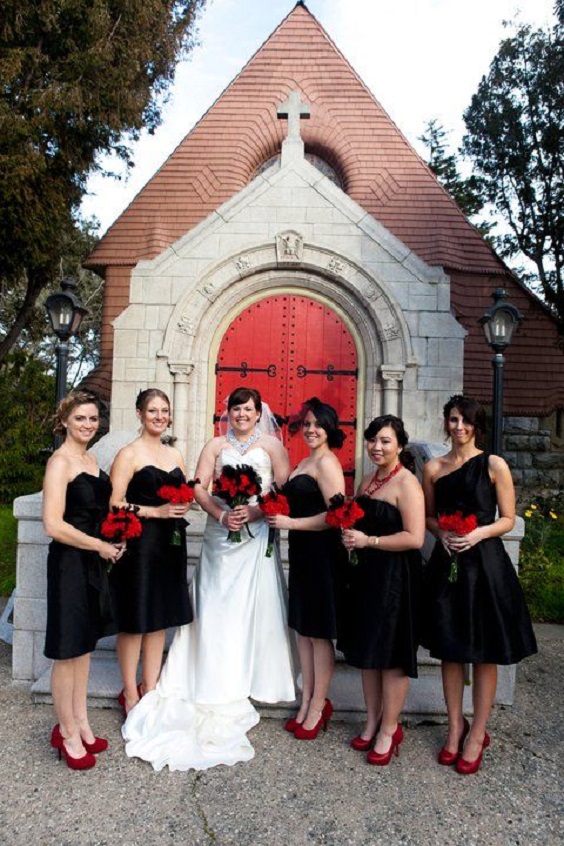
(277, 90, 311, 142)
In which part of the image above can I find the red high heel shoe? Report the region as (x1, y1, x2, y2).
(350, 719, 382, 751)
(438, 718, 470, 766)
(59, 742, 96, 770)
(456, 731, 491, 775)
(83, 736, 108, 754)
(294, 699, 333, 740)
(284, 715, 303, 733)
(51, 724, 107, 755)
(366, 724, 404, 766)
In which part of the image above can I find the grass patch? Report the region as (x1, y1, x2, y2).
(518, 494, 564, 624)
(0, 505, 17, 596)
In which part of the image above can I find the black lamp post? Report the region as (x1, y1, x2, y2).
(479, 288, 523, 456)
(45, 278, 88, 446)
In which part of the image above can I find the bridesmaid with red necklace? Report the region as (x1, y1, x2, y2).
(342, 415, 425, 766)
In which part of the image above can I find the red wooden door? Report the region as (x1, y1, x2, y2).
(215, 294, 358, 493)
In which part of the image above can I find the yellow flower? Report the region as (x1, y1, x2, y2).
(531, 504, 538, 510)
(550, 512, 557, 520)
(524, 510, 532, 518)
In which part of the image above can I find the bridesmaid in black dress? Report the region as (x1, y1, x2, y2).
(422, 395, 537, 775)
(342, 416, 425, 766)
(43, 391, 124, 769)
(267, 398, 345, 740)
(109, 388, 193, 715)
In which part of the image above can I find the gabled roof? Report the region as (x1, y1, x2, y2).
(87, 2, 505, 275)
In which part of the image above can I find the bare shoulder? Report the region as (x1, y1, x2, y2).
(488, 453, 511, 479)
(317, 450, 344, 479)
(422, 455, 447, 483)
(399, 467, 423, 494)
(45, 450, 72, 480)
(260, 434, 286, 455)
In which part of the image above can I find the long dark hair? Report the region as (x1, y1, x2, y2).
(442, 394, 486, 441)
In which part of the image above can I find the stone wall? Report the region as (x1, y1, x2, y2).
(504, 416, 564, 492)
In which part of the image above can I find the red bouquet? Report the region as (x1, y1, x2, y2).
(437, 511, 478, 582)
(259, 487, 290, 557)
(157, 478, 199, 546)
(325, 493, 365, 565)
(213, 464, 262, 542)
(100, 507, 143, 569)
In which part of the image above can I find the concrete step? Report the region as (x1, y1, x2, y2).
(31, 639, 515, 717)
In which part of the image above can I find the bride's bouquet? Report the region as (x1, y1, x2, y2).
(213, 464, 262, 542)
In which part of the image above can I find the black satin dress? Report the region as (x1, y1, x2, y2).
(284, 474, 344, 639)
(44, 471, 116, 660)
(109, 466, 193, 634)
(340, 497, 422, 678)
(422, 453, 537, 664)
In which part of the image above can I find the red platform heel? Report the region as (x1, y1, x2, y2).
(59, 742, 96, 770)
(294, 699, 333, 740)
(438, 718, 470, 766)
(456, 731, 491, 775)
(366, 724, 404, 766)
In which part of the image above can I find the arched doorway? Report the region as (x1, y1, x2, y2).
(214, 293, 358, 493)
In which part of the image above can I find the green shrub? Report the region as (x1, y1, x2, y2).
(0, 506, 17, 595)
(519, 495, 564, 623)
(0, 351, 53, 504)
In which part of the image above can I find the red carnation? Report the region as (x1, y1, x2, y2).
(157, 478, 199, 546)
(437, 511, 478, 582)
(259, 489, 290, 557)
(325, 494, 365, 565)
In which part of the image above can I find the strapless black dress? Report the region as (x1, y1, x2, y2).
(109, 466, 193, 634)
(339, 497, 422, 678)
(422, 453, 537, 664)
(44, 471, 116, 660)
(284, 474, 344, 639)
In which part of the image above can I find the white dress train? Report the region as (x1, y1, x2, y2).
(122, 446, 296, 771)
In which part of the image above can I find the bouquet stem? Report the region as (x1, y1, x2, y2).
(448, 555, 458, 583)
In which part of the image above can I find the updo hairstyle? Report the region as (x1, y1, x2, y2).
(364, 414, 408, 451)
(53, 390, 103, 436)
(293, 397, 346, 449)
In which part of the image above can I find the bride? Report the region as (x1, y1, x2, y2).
(122, 386, 296, 770)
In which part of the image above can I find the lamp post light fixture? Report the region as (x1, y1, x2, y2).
(45, 277, 88, 446)
(479, 288, 523, 456)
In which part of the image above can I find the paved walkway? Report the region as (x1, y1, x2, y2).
(0, 624, 562, 846)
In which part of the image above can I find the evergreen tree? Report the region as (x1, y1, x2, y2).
(0, 0, 206, 364)
(462, 21, 564, 327)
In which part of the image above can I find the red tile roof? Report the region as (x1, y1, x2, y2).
(85, 1, 564, 416)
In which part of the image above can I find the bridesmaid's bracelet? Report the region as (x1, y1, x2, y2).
(218, 511, 225, 525)
(370, 535, 379, 548)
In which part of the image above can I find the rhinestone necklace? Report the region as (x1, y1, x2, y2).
(226, 426, 261, 455)
(364, 461, 403, 496)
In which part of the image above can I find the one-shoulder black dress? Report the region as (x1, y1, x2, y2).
(44, 471, 116, 660)
(110, 466, 193, 634)
(284, 474, 344, 639)
(340, 497, 422, 678)
(422, 453, 537, 664)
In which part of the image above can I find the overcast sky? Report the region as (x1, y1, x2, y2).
(81, 0, 557, 235)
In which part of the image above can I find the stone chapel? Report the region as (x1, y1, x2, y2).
(12, 1, 563, 701)
(83, 0, 564, 489)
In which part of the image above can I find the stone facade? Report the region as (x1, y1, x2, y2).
(109, 137, 465, 471)
(503, 416, 564, 491)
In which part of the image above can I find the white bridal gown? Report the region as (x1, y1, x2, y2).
(122, 446, 296, 771)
